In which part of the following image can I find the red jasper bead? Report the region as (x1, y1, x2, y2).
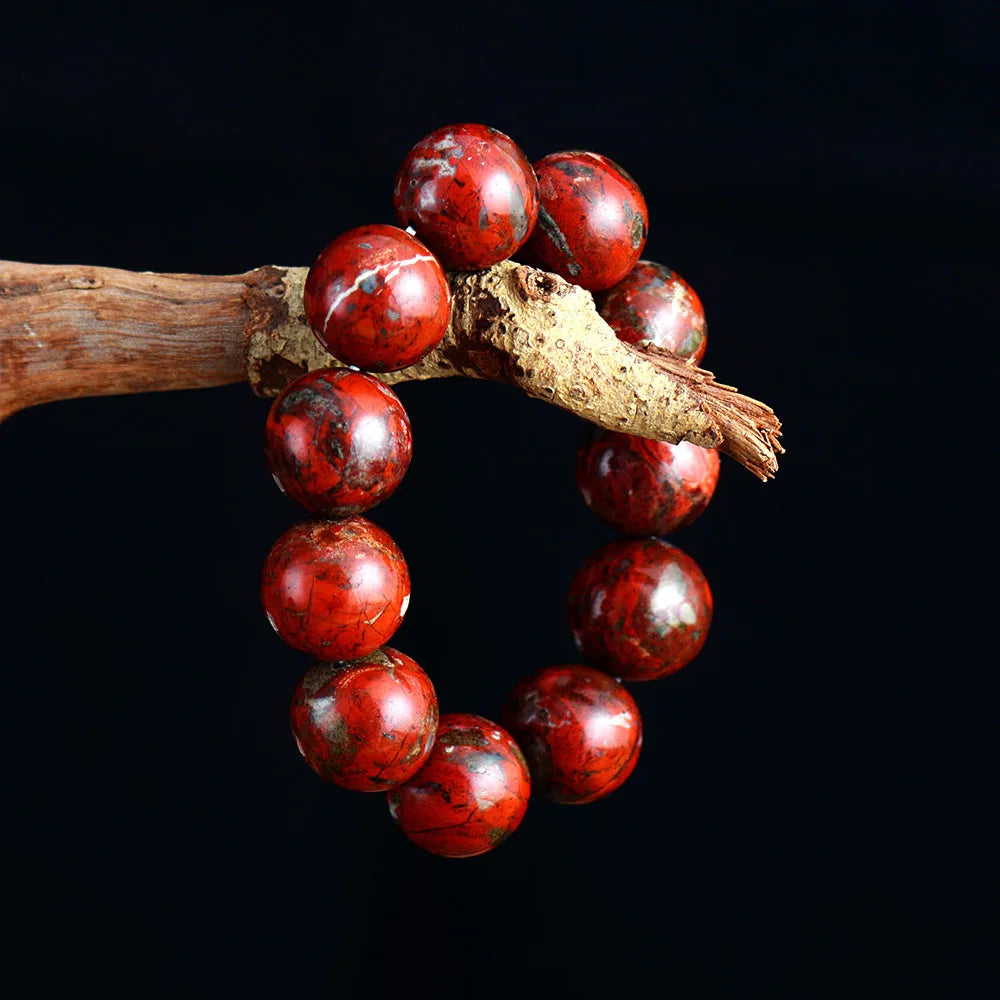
(387, 713, 531, 858)
(500, 665, 642, 805)
(303, 224, 451, 372)
(393, 123, 539, 269)
(264, 368, 412, 517)
(567, 538, 712, 681)
(575, 430, 720, 537)
(597, 261, 708, 363)
(261, 518, 410, 660)
(290, 647, 438, 792)
(524, 150, 648, 291)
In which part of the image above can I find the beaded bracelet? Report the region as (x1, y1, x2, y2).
(261, 123, 718, 858)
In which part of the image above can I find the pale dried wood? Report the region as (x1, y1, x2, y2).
(1, 259, 782, 478)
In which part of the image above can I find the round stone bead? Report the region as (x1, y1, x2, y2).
(524, 150, 648, 291)
(575, 430, 720, 537)
(393, 123, 539, 270)
(387, 713, 531, 858)
(567, 538, 712, 681)
(500, 665, 642, 805)
(261, 518, 410, 660)
(597, 260, 708, 363)
(303, 224, 451, 372)
(290, 647, 438, 792)
(264, 368, 412, 517)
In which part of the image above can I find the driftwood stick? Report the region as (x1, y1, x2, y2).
(0, 259, 782, 478)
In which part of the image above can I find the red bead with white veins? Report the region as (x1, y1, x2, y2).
(597, 261, 708, 363)
(290, 647, 438, 791)
(387, 713, 531, 858)
(261, 518, 410, 660)
(567, 537, 712, 681)
(303, 224, 451, 372)
(575, 430, 720, 536)
(500, 665, 642, 804)
(524, 150, 648, 291)
(264, 368, 412, 517)
(393, 123, 540, 269)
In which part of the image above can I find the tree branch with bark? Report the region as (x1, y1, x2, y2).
(0, 258, 783, 479)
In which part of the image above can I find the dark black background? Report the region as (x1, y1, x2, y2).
(1, 3, 995, 996)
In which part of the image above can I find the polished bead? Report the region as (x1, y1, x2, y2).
(261, 518, 410, 660)
(500, 665, 642, 804)
(597, 260, 707, 363)
(524, 150, 648, 291)
(264, 368, 412, 517)
(394, 123, 539, 269)
(303, 224, 450, 372)
(567, 538, 712, 681)
(387, 713, 531, 858)
(575, 430, 720, 536)
(290, 647, 438, 791)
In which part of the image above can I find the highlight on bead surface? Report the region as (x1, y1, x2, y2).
(261, 517, 410, 660)
(387, 713, 531, 857)
(524, 149, 648, 291)
(500, 664, 642, 804)
(264, 368, 413, 517)
(290, 647, 438, 791)
(393, 123, 539, 270)
(303, 224, 451, 372)
(575, 430, 720, 537)
(567, 537, 712, 681)
(257, 119, 749, 855)
(597, 260, 708, 363)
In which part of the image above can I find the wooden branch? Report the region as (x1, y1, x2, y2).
(0, 259, 782, 478)
(0, 260, 249, 414)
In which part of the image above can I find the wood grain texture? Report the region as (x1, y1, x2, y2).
(0, 260, 257, 418)
(1, 259, 782, 478)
